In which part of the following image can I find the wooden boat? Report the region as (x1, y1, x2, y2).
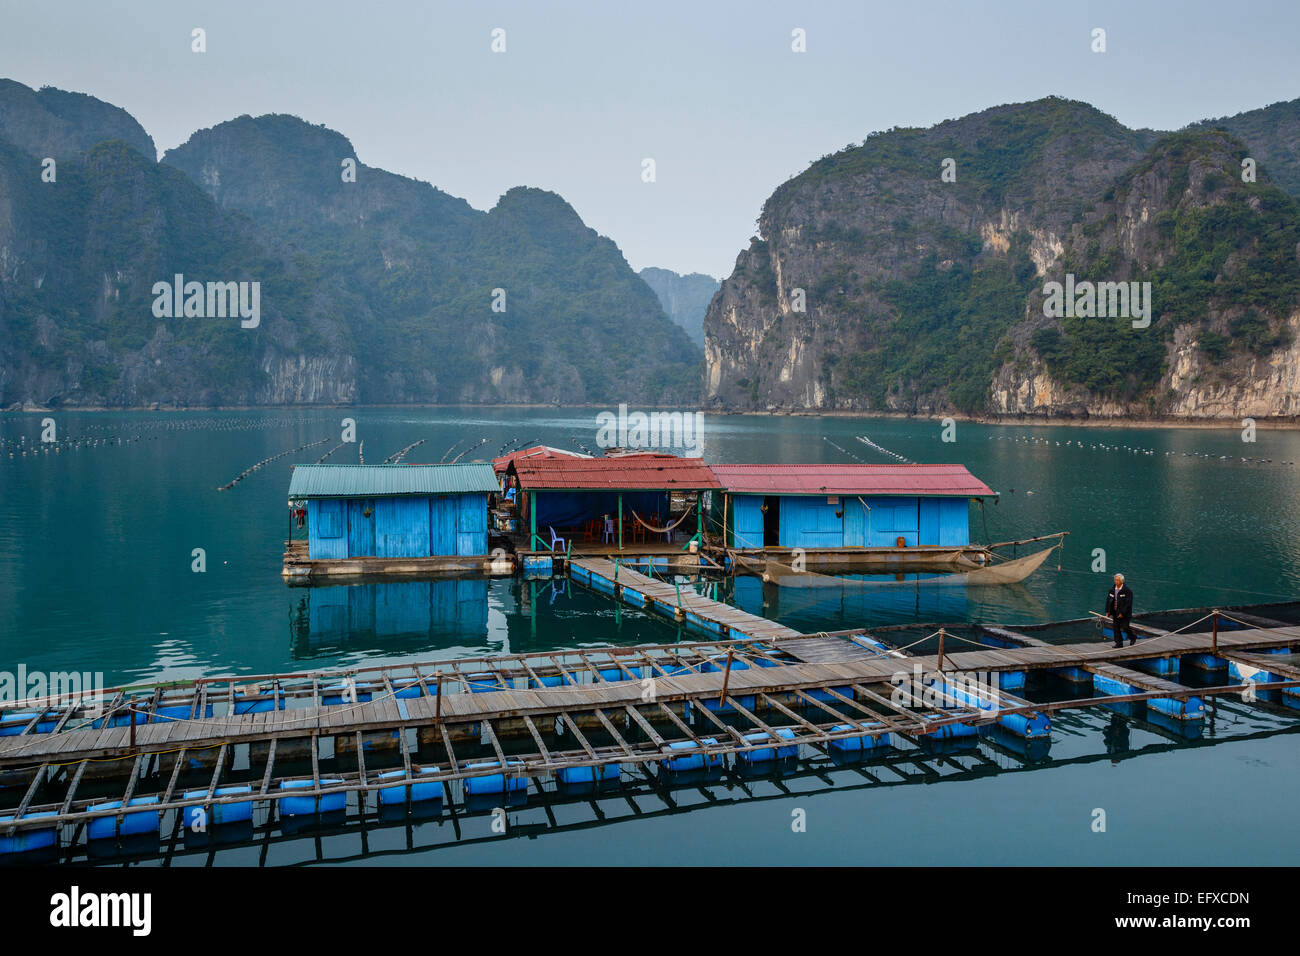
(729, 533, 1066, 586)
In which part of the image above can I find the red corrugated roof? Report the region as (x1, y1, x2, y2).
(709, 463, 995, 497)
(492, 445, 590, 473)
(512, 455, 721, 490)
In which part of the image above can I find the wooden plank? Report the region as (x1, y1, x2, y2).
(259, 739, 277, 797)
(559, 712, 598, 760)
(522, 715, 552, 763)
(593, 709, 635, 758)
(625, 705, 666, 748)
(58, 760, 89, 817)
(482, 718, 509, 768)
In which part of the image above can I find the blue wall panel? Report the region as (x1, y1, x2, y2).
(779, 497, 845, 549)
(843, 497, 867, 547)
(430, 496, 457, 555)
(938, 498, 970, 546)
(722, 493, 969, 550)
(919, 499, 940, 544)
(347, 499, 375, 557)
(307, 499, 347, 560)
(456, 494, 487, 556)
(375, 496, 431, 558)
(863, 496, 919, 546)
(731, 495, 765, 549)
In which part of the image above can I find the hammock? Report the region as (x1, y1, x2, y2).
(631, 506, 695, 535)
(737, 544, 1058, 589)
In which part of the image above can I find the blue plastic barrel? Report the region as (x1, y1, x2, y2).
(278, 778, 345, 816)
(463, 760, 527, 795)
(0, 811, 58, 854)
(998, 711, 1051, 739)
(556, 763, 622, 785)
(1148, 695, 1205, 720)
(701, 695, 756, 714)
(529, 673, 570, 688)
(660, 738, 721, 772)
(998, 671, 1027, 692)
(234, 691, 286, 715)
(467, 674, 506, 693)
(154, 703, 215, 722)
(0, 713, 58, 735)
(803, 686, 853, 703)
(181, 786, 254, 827)
(393, 679, 427, 699)
(597, 666, 644, 682)
(323, 685, 373, 705)
(701, 658, 751, 673)
(87, 797, 160, 841)
(736, 728, 797, 763)
(377, 767, 444, 805)
(922, 721, 978, 740)
(827, 723, 891, 751)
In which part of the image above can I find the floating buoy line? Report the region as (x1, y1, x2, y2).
(384, 439, 426, 464)
(217, 437, 330, 491)
(988, 434, 1295, 466)
(856, 435, 914, 463)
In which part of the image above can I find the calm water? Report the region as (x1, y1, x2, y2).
(1, 408, 1297, 865)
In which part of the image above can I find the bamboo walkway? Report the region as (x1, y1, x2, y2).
(1, 600, 1298, 848)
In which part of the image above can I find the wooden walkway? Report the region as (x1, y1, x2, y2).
(2, 608, 1298, 844)
(569, 557, 803, 642)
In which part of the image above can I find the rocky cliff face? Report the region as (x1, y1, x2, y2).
(639, 267, 719, 347)
(0, 79, 155, 160)
(706, 96, 1300, 420)
(163, 115, 700, 406)
(0, 82, 701, 407)
(992, 130, 1300, 419)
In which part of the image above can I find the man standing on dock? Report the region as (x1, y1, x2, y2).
(1106, 573, 1136, 648)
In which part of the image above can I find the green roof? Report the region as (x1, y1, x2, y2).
(288, 463, 499, 499)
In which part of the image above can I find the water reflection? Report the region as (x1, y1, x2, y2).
(290, 578, 490, 653)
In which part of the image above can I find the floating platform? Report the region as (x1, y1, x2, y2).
(1, 607, 1297, 855)
(281, 540, 514, 583)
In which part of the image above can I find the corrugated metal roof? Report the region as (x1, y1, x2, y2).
(492, 445, 591, 473)
(512, 455, 721, 490)
(288, 463, 500, 499)
(710, 463, 995, 497)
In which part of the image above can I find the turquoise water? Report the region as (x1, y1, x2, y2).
(1, 408, 1297, 864)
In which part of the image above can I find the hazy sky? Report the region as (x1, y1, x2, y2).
(2, 1, 1297, 277)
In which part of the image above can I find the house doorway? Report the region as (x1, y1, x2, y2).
(762, 496, 781, 547)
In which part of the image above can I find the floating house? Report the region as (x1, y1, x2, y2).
(710, 464, 996, 567)
(507, 453, 721, 552)
(283, 463, 502, 580)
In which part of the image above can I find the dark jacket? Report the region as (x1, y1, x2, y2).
(1106, 584, 1134, 619)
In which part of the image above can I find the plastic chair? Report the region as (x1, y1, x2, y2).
(547, 526, 567, 552)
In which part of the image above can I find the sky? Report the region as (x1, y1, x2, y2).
(2, 0, 1297, 278)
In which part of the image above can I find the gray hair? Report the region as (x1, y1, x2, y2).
(1114, 573, 1125, 581)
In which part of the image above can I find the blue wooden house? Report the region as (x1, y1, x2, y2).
(710, 463, 995, 552)
(288, 464, 499, 561)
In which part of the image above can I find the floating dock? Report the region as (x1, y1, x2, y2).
(2, 604, 1297, 857)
